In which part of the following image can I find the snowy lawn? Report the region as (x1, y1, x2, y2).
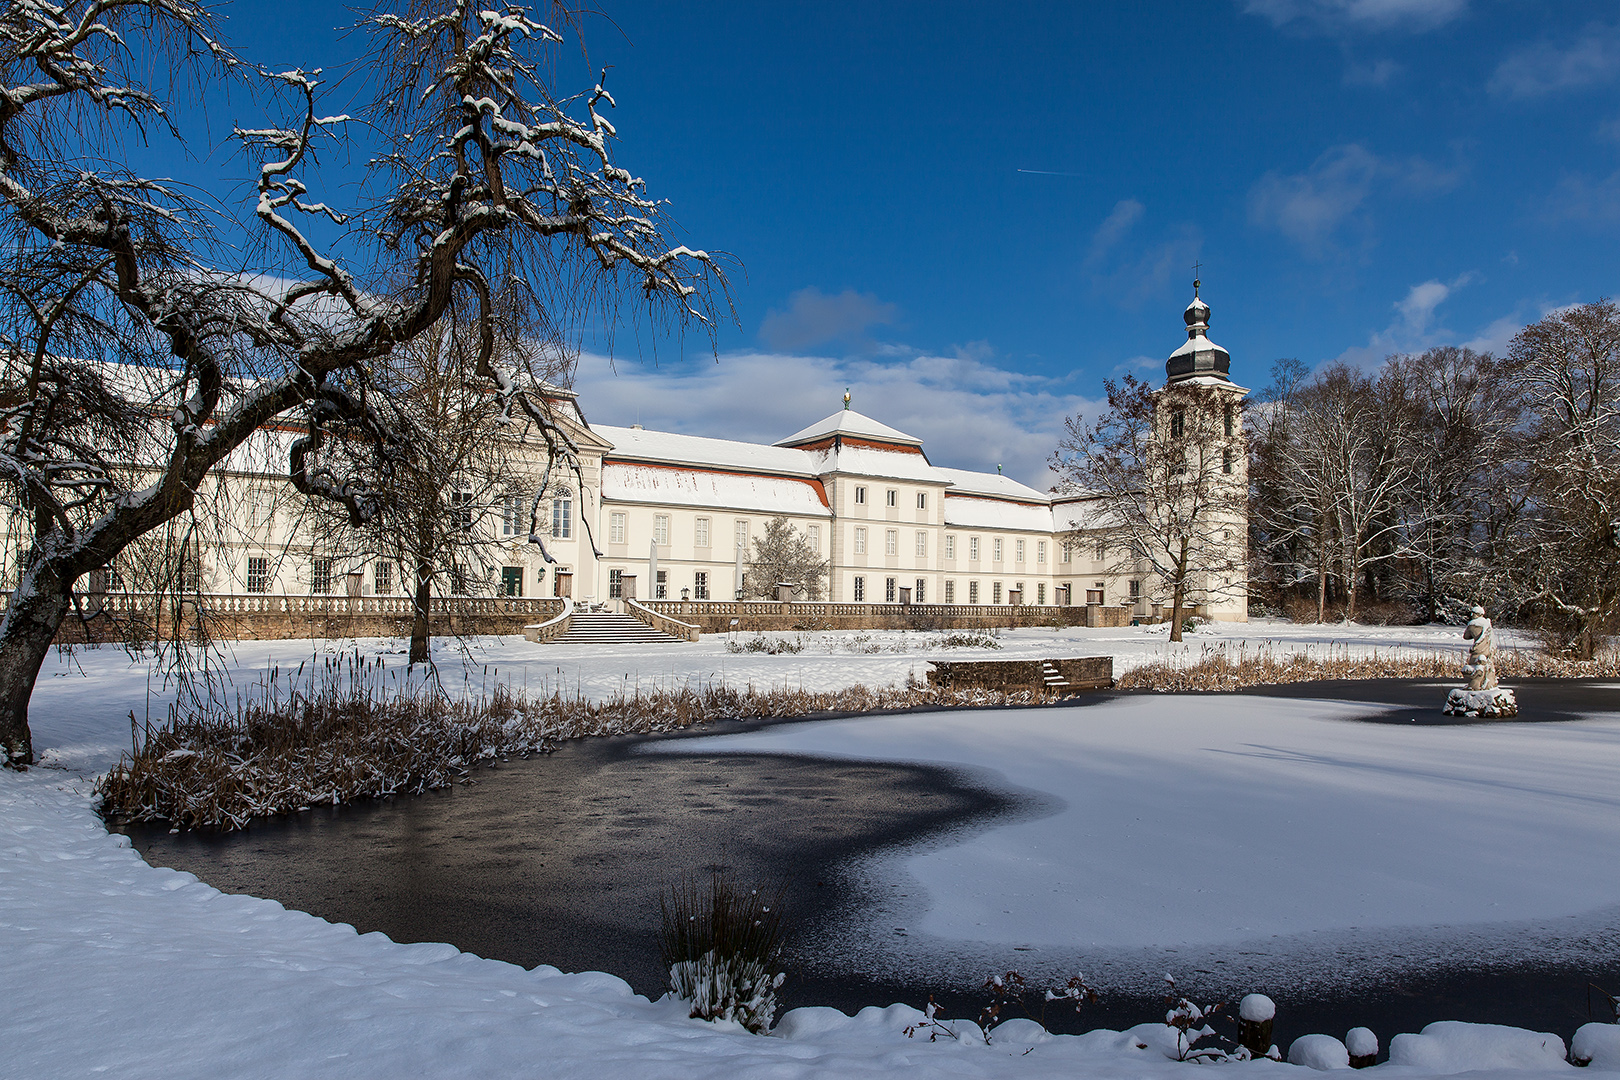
(6, 625, 1617, 1078)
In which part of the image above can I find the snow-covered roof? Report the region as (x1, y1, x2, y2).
(934, 467, 1050, 503)
(805, 444, 953, 484)
(943, 495, 1057, 532)
(775, 408, 924, 449)
(595, 425, 819, 477)
(601, 463, 830, 518)
(1050, 495, 1119, 533)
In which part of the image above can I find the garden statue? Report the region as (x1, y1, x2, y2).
(1462, 606, 1495, 690)
(1442, 605, 1518, 718)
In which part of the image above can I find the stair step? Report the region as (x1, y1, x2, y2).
(548, 612, 684, 645)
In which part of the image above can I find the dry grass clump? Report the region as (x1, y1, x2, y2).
(97, 656, 1052, 831)
(660, 874, 787, 1033)
(1116, 641, 1620, 692)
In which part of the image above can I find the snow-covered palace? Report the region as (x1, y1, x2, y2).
(121, 290, 1247, 630)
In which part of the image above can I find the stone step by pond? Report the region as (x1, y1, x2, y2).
(929, 656, 1113, 696)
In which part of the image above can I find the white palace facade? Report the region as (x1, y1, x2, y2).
(153, 289, 1248, 626)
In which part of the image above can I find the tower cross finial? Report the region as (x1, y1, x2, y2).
(1192, 261, 1202, 296)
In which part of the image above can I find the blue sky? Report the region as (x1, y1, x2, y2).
(171, 1, 1620, 483)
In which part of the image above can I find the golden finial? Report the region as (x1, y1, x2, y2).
(843, 388, 851, 410)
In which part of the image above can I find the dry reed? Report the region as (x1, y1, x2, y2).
(1115, 641, 1620, 692)
(97, 656, 1054, 831)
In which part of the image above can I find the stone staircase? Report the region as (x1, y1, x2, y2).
(1040, 660, 1071, 691)
(548, 611, 685, 645)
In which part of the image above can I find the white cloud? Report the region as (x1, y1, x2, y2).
(1343, 58, 1402, 86)
(1333, 273, 1476, 366)
(1248, 143, 1461, 255)
(1086, 199, 1145, 266)
(758, 287, 898, 352)
(1543, 169, 1620, 225)
(1490, 22, 1620, 99)
(570, 347, 1102, 490)
(1084, 200, 1202, 307)
(1242, 0, 1466, 33)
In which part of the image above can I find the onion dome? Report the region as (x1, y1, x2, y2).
(1166, 280, 1232, 384)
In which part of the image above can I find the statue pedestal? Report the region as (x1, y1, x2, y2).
(1442, 687, 1518, 718)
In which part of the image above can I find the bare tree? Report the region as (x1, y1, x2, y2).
(1504, 299, 1620, 657)
(1054, 376, 1246, 642)
(0, 0, 726, 766)
(308, 318, 545, 665)
(746, 516, 828, 600)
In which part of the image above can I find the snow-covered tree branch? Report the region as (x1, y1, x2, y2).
(0, 0, 729, 766)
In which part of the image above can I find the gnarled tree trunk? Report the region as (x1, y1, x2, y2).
(0, 567, 72, 766)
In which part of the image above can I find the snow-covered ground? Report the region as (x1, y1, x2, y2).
(6, 624, 1617, 1078)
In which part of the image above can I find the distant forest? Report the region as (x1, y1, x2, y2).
(1247, 299, 1620, 657)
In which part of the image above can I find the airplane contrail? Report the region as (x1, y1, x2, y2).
(1016, 168, 1085, 177)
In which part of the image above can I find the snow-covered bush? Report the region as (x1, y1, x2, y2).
(659, 875, 786, 1034)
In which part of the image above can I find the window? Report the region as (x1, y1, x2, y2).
(502, 494, 526, 537)
(1223, 447, 1235, 474)
(806, 525, 819, 552)
(885, 577, 896, 602)
(945, 534, 956, 560)
(915, 531, 926, 557)
(694, 571, 710, 600)
(885, 529, 897, 556)
(1016, 539, 1025, 563)
(695, 517, 711, 548)
(993, 538, 1003, 562)
(655, 570, 667, 599)
(944, 580, 955, 603)
(310, 557, 332, 595)
(608, 568, 623, 599)
(854, 527, 867, 554)
(1129, 579, 1142, 601)
(1037, 541, 1047, 564)
(609, 512, 627, 544)
(886, 489, 897, 507)
(914, 578, 926, 603)
(993, 581, 1003, 604)
(450, 564, 468, 595)
(969, 536, 980, 561)
(654, 515, 670, 546)
(501, 566, 523, 597)
(452, 490, 474, 531)
(551, 492, 572, 539)
(1062, 542, 1072, 564)
(1095, 538, 1107, 561)
(917, 492, 927, 510)
(1170, 408, 1185, 439)
(249, 487, 276, 527)
(374, 561, 393, 595)
(1037, 582, 1046, 605)
(1224, 403, 1235, 437)
(247, 557, 271, 594)
(854, 486, 866, 505)
(968, 580, 980, 604)
(853, 576, 865, 602)
(735, 520, 749, 550)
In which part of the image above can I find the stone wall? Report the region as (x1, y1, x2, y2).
(927, 656, 1114, 694)
(50, 593, 564, 644)
(639, 600, 1137, 634)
